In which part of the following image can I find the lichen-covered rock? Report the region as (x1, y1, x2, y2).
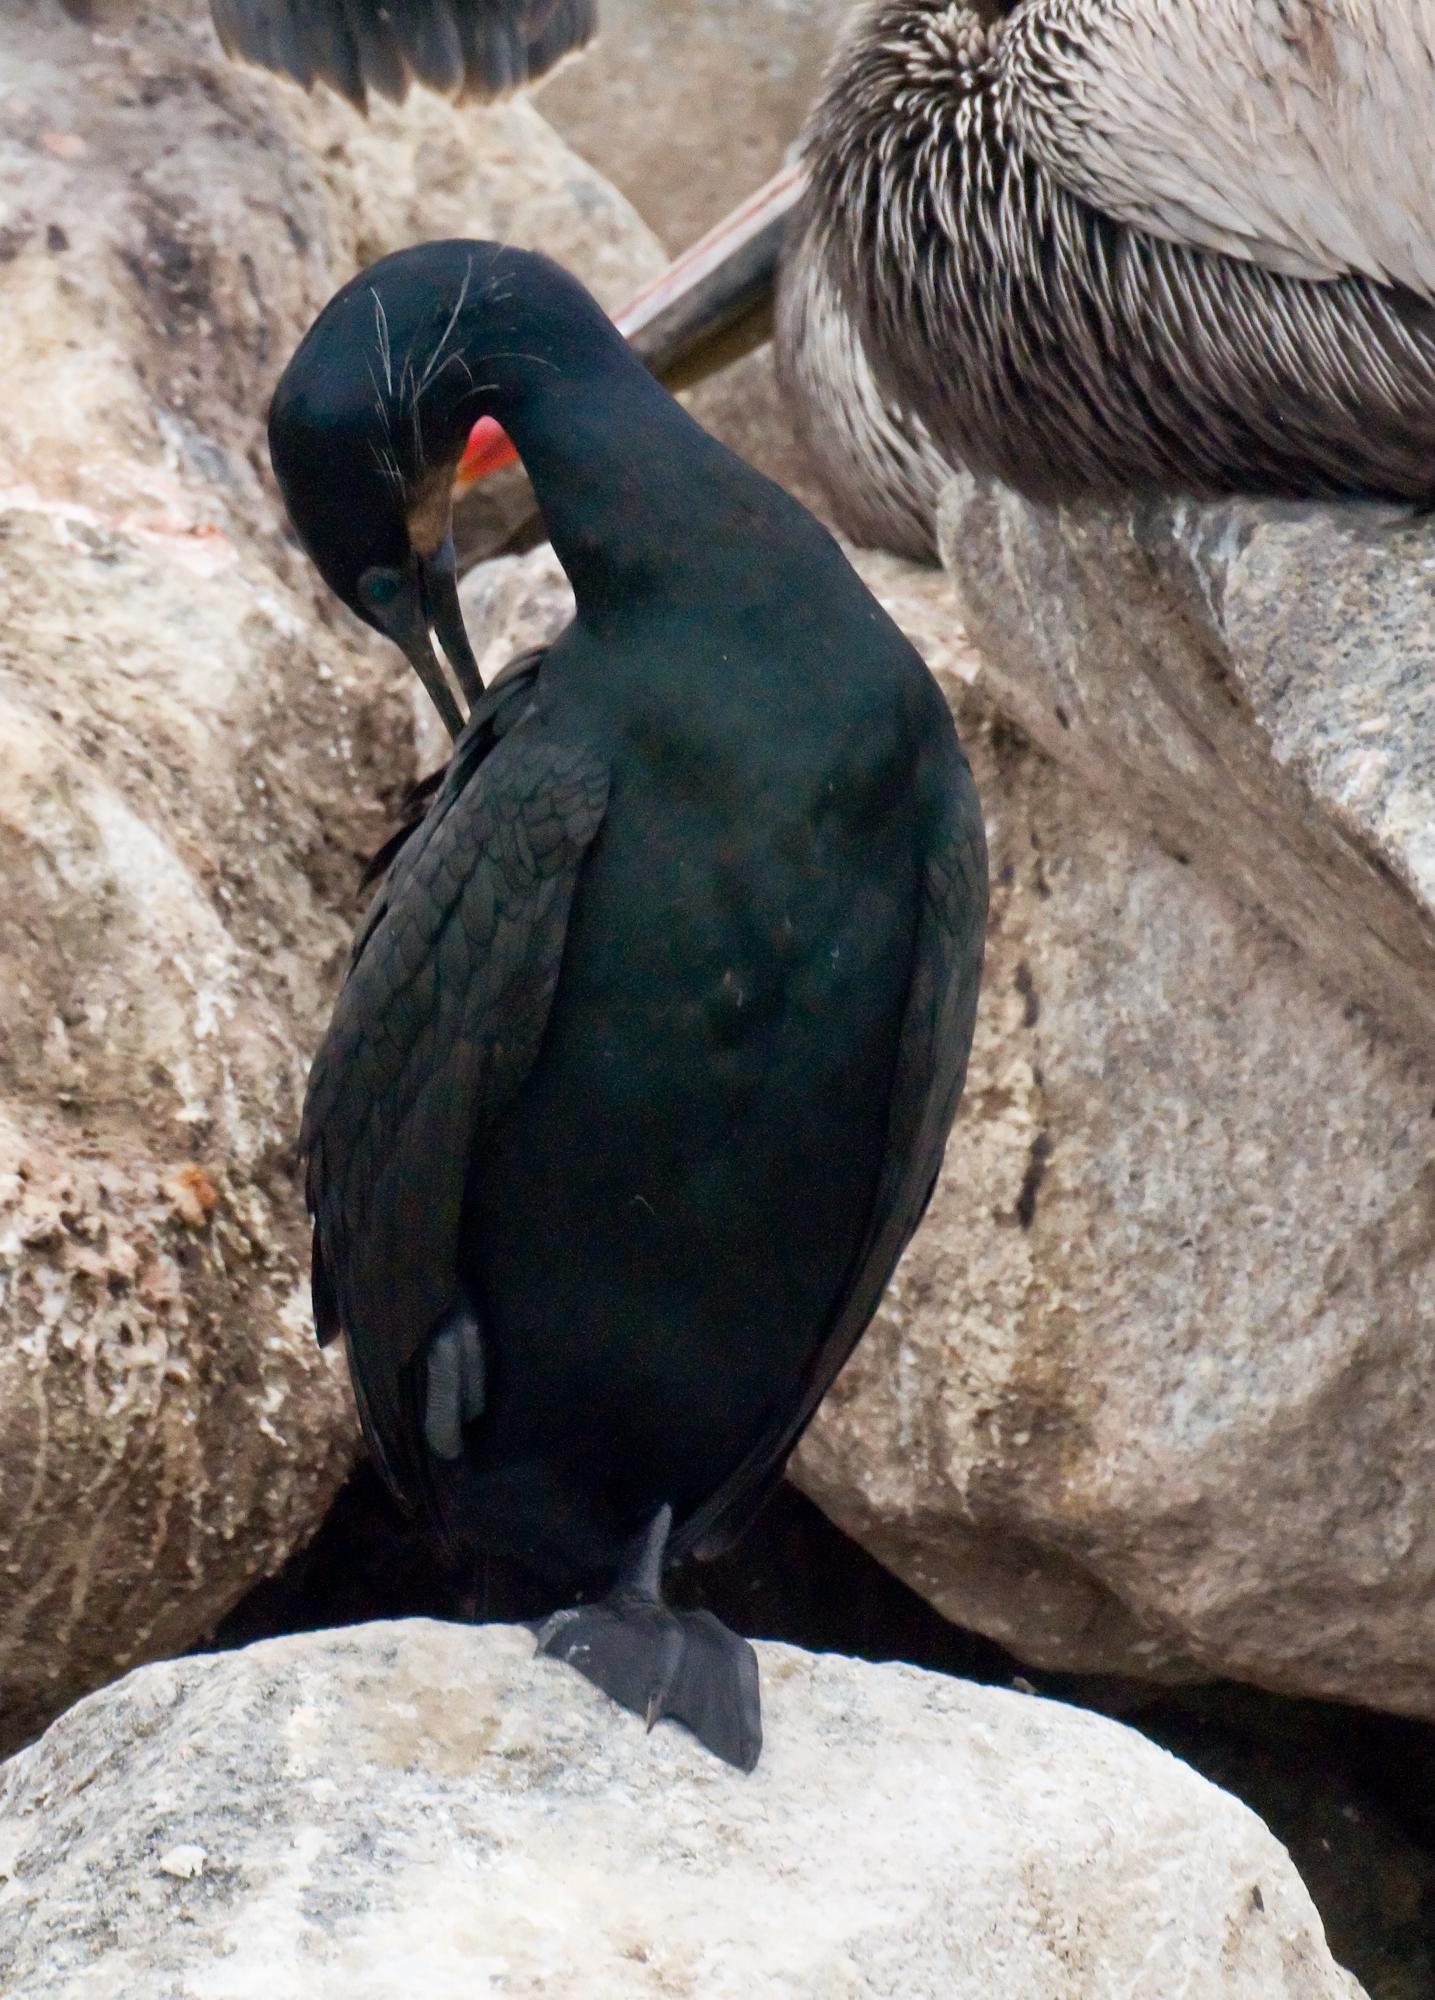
(939, 478, 1435, 1046)
(0, 1, 668, 1752)
(0, 1621, 1365, 1998)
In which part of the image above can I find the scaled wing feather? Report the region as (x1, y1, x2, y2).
(304, 681, 607, 1509)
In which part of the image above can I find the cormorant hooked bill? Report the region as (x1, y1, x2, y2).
(269, 241, 987, 1770)
(60, 0, 593, 108)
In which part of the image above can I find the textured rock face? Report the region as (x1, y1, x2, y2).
(293, 83, 664, 310)
(859, 482, 1435, 1703)
(0, 1621, 1364, 1999)
(0, 2, 667, 1752)
(795, 553, 1435, 1710)
(940, 478, 1435, 1046)
(795, 675, 1435, 1704)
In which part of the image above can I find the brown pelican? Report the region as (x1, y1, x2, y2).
(463, 0, 1435, 557)
(59, 0, 593, 106)
(792, 0, 1435, 520)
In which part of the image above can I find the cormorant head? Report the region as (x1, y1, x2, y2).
(268, 246, 501, 739)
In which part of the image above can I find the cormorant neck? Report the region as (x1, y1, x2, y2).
(498, 362, 746, 625)
(419, 244, 770, 627)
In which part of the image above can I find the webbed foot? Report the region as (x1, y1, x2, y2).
(534, 1504, 762, 1773)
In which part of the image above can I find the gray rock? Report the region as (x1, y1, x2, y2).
(538, 0, 850, 251)
(0, 2, 680, 1753)
(0, 1621, 1365, 1998)
(939, 478, 1435, 1045)
(291, 85, 666, 314)
(795, 645, 1435, 1709)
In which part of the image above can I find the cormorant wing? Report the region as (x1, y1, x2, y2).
(675, 711, 988, 1562)
(210, 0, 595, 109)
(1001, 0, 1435, 294)
(303, 652, 609, 1506)
(356, 647, 547, 897)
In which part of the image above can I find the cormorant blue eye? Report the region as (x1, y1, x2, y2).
(359, 566, 404, 611)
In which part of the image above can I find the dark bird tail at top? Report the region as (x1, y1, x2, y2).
(209, 0, 595, 109)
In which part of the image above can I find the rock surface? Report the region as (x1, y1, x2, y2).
(795, 664, 1435, 1708)
(0, 1620, 1364, 1998)
(0, 1, 672, 1753)
(940, 478, 1435, 1046)
(538, 0, 849, 250)
(443, 544, 1435, 1719)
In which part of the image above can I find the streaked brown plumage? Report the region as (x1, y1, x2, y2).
(775, 192, 954, 560)
(779, 0, 1435, 548)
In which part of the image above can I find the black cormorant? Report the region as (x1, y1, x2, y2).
(269, 240, 987, 1769)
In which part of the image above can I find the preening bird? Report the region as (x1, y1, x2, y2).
(60, 0, 594, 107)
(456, 0, 1435, 559)
(269, 240, 987, 1769)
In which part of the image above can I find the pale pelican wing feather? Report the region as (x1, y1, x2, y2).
(1002, 0, 1435, 295)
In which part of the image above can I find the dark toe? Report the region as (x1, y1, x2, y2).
(536, 1600, 762, 1773)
